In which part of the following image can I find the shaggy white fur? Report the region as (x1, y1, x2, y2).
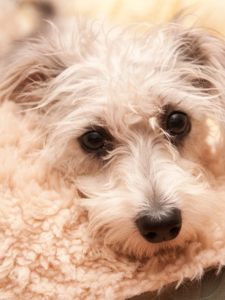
(1, 19, 225, 299)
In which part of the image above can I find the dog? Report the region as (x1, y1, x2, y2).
(1, 19, 225, 258)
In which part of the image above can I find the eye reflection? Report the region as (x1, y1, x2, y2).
(166, 111, 191, 137)
(78, 127, 113, 156)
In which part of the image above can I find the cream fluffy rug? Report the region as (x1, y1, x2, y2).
(1, 101, 225, 299)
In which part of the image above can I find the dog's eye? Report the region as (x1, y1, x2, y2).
(80, 131, 105, 151)
(166, 111, 190, 137)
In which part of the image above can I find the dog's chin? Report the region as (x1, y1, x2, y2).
(80, 195, 215, 259)
(111, 231, 210, 260)
(108, 235, 183, 259)
(85, 212, 214, 259)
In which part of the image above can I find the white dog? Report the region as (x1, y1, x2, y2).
(1, 19, 225, 258)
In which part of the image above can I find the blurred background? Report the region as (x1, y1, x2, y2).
(1, 0, 225, 59)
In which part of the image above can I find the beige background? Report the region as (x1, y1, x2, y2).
(1, 0, 225, 37)
(53, 0, 225, 31)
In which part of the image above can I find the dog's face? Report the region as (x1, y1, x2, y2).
(2, 21, 225, 257)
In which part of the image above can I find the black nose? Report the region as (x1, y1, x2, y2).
(135, 208, 182, 243)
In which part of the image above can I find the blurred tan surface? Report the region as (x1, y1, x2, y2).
(0, 0, 224, 57)
(1, 0, 225, 37)
(52, 0, 225, 32)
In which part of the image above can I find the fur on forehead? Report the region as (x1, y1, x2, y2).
(1, 20, 225, 131)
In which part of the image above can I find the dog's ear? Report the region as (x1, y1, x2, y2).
(0, 38, 68, 106)
(0, 20, 99, 108)
(178, 28, 225, 67)
(172, 27, 225, 91)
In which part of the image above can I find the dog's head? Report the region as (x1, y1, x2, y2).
(2, 21, 225, 257)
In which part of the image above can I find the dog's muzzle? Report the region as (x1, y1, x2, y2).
(135, 208, 182, 243)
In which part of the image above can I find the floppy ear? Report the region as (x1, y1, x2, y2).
(0, 38, 67, 106)
(178, 27, 225, 66)
(0, 19, 100, 108)
(176, 27, 225, 88)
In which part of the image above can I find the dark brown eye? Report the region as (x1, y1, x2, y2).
(166, 111, 190, 137)
(80, 131, 105, 151)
